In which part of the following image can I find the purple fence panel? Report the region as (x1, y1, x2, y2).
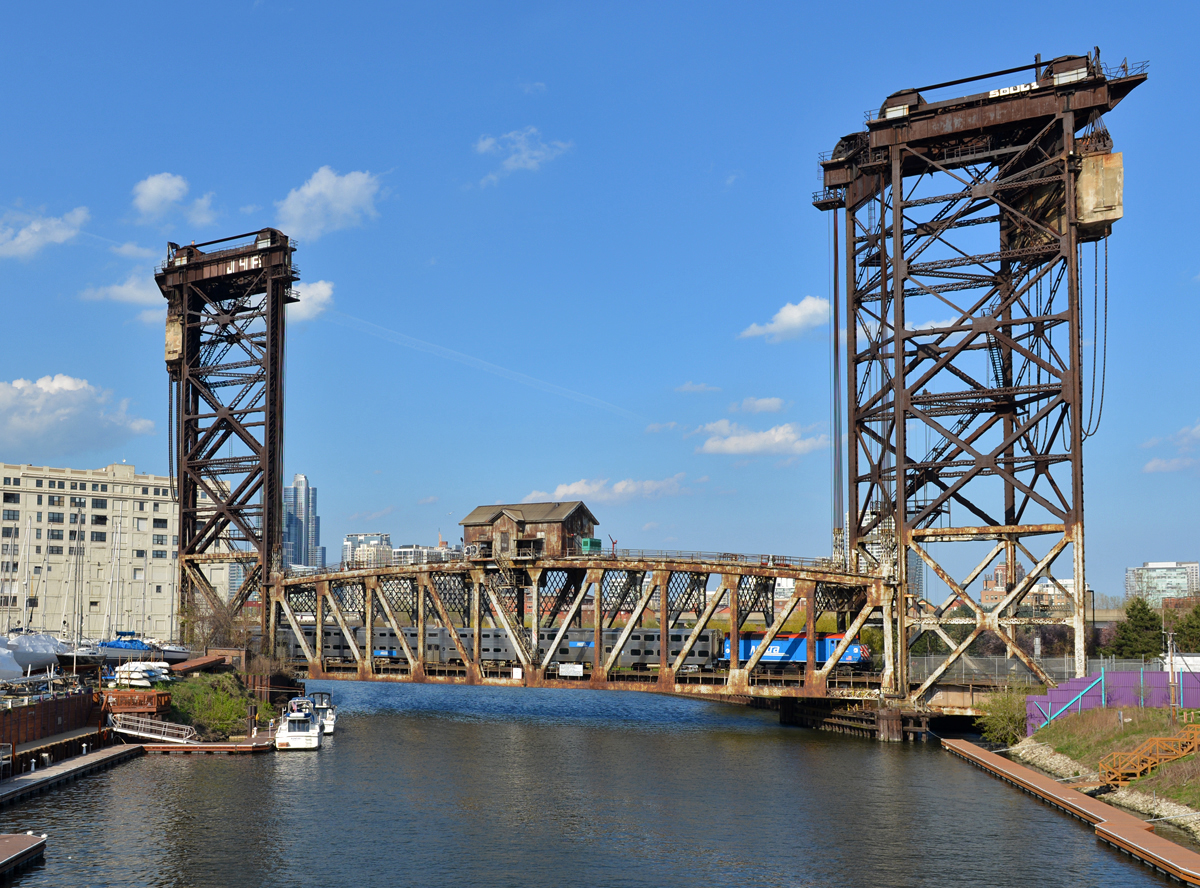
(1023, 671, 1187, 735)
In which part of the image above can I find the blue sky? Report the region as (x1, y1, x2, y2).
(0, 2, 1195, 597)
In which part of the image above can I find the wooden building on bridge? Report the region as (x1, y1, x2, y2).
(461, 501, 599, 560)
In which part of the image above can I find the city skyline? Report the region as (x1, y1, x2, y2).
(0, 4, 1196, 601)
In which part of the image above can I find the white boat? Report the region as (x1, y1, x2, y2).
(310, 691, 337, 735)
(275, 697, 323, 750)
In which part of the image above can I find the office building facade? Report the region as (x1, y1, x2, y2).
(0, 462, 181, 640)
(1126, 561, 1200, 606)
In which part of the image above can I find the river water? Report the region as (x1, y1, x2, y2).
(0, 681, 1179, 887)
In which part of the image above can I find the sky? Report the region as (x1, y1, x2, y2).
(0, 1, 1195, 598)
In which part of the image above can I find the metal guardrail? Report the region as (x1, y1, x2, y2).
(908, 656, 1160, 685)
(109, 713, 197, 744)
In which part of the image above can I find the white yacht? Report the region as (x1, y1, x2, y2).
(275, 697, 323, 750)
(310, 691, 337, 735)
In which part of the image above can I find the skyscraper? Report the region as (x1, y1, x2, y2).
(283, 474, 325, 569)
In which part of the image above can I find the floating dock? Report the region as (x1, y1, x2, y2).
(0, 744, 142, 809)
(0, 833, 45, 877)
(944, 739, 1200, 886)
(142, 735, 275, 755)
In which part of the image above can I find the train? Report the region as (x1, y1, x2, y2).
(719, 632, 870, 667)
(278, 624, 724, 670)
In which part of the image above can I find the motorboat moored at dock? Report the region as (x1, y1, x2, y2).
(275, 697, 323, 750)
(310, 691, 337, 735)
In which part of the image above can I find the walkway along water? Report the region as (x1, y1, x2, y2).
(944, 738, 1200, 886)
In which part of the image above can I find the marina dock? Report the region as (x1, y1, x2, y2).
(0, 744, 143, 809)
(0, 833, 46, 878)
(142, 735, 275, 755)
(943, 738, 1200, 886)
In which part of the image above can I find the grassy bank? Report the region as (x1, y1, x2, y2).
(1037, 707, 1200, 808)
(161, 673, 276, 742)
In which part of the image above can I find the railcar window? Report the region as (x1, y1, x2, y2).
(671, 635, 682, 642)
(604, 647, 612, 652)
(631, 649, 640, 655)
(559, 648, 569, 655)
(631, 635, 640, 640)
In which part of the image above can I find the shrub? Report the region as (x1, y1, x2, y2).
(975, 686, 1028, 746)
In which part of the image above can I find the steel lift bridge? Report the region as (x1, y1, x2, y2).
(159, 49, 1143, 716)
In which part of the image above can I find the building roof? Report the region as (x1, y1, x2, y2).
(459, 501, 598, 527)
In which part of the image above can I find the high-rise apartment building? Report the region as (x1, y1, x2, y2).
(0, 462, 181, 640)
(283, 474, 325, 569)
(1125, 561, 1200, 606)
(343, 533, 392, 567)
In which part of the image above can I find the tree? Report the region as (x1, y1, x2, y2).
(1103, 597, 1163, 659)
(1173, 606, 1200, 653)
(975, 686, 1028, 746)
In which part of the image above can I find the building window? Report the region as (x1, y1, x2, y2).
(138, 502, 145, 512)
(155, 585, 162, 594)
(47, 512, 63, 524)
(101, 484, 107, 492)
(68, 531, 79, 541)
(35, 512, 40, 522)
(153, 502, 159, 512)
(91, 498, 107, 509)
(34, 529, 41, 540)
(2, 493, 18, 504)
(1, 478, 7, 485)
(152, 550, 167, 559)
(48, 530, 62, 541)
(55, 481, 64, 489)
(152, 534, 167, 545)
(1, 510, 17, 522)
(91, 515, 107, 526)
(142, 487, 149, 495)
(153, 518, 168, 529)
(172, 535, 178, 545)
(47, 546, 62, 555)
(133, 568, 144, 580)
(34, 480, 42, 488)
(47, 495, 63, 507)
(134, 549, 146, 558)
(70, 513, 82, 524)
(90, 531, 106, 543)
(32, 566, 40, 574)
(89, 601, 99, 612)
(500, 532, 510, 553)
(70, 497, 86, 509)
(134, 518, 146, 531)
(0, 528, 15, 539)
(35, 495, 41, 506)
(70, 482, 77, 490)
(34, 546, 40, 555)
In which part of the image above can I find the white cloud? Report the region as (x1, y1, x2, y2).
(417, 496, 438, 505)
(645, 422, 678, 433)
(696, 420, 827, 456)
(725, 171, 742, 187)
(522, 473, 688, 504)
(475, 126, 571, 186)
(739, 296, 830, 342)
(82, 271, 161, 307)
(676, 381, 720, 393)
(347, 505, 394, 522)
(133, 173, 189, 217)
(0, 207, 89, 258)
(276, 166, 380, 240)
(288, 280, 334, 322)
(111, 242, 157, 259)
(137, 307, 165, 325)
(188, 193, 216, 226)
(732, 397, 783, 414)
(1144, 457, 1195, 473)
(0, 374, 153, 458)
(239, 204, 261, 215)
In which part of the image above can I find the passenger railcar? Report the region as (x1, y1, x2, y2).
(278, 625, 722, 670)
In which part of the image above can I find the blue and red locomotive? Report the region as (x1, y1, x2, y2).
(720, 632, 870, 667)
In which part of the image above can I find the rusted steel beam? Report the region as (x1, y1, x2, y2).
(815, 603, 874, 682)
(804, 580, 817, 682)
(603, 573, 662, 674)
(368, 575, 418, 672)
(540, 572, 597, 670)
(362, 574, 375, 679)
(471, 578, 481, 666)
(728, 573, 741, 672)
(909, 523, 1064, 542)
(423, 573, 479, 682)
(482, 576, 532, 671)
(314, 582, 326, 675)
(670, 583, 726, 672)
(181, 560, 227, 619)
(911, 626, 985, 703)
(277, 593, 314, 663)
(742, 581, 805, 673)
(321, 581, 364, 667)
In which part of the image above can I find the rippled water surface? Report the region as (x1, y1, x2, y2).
(0, 681, 1177, 887)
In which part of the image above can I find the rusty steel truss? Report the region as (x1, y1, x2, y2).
(157, 229, 298, 642)
(270, 554, 889, 701)
(815, 51, 1145, 698)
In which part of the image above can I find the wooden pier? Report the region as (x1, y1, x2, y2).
(0, 744, 143, 809)
(0, 833, 45, 877)
(142, 735, 275, 755)
(944, 739, 1200, 886)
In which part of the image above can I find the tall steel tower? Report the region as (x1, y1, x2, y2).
(815, 52, 1145, 699)
(157, 229, 298, 642)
